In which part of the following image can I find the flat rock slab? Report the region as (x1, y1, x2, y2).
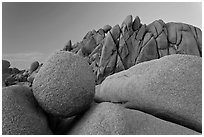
(67, 102, 199, 135)
(95, 54, 202, 132)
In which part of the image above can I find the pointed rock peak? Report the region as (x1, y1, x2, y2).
(92, 29, 97, 34)
(68, 40, 72, 46)
(133, 16, 141, 31)
(103, 25, 112, 33)
(110, 24, 121, 41)
(157, 19, 165, 26)
(122, 15, 133, 28)
(63, 40, 72, 51)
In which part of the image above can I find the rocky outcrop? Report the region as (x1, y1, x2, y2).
(32, 51, 95, 118)
(95, 54, 202, 132)
(63, 15, 202, 84)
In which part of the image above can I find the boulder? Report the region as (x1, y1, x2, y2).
(147, 20, 164, 38)
(2, 85, 52, 135)
(82, 36, 97, 55)
(2, 60, 10, 73)
(62, 40, 72, 51)
(97, 31, 118, 83)
(166, 22, 201, 57)
(93, 32, 104, 45)
(132, 16, 141, 31)
(2, 60, 10, 70)
(33, 51, 95, 117)
(95, 54, 202, 132)
(110, 24, 121, 41)
(103, 25, 112, 33)
(29, 61, 39, 73)
(67, 102, 199, 135)
(122, 15, 133, 30)
(136, 36, 159, 64)
(136, 24, 147, 41)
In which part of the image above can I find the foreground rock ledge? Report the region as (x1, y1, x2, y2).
(95, 54, 202, 132)
(67, 102, 199, 135)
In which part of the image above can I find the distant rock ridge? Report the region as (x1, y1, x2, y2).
(62, 15, 202, 84)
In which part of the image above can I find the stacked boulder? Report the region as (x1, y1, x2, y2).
(63, 15, 202, 84)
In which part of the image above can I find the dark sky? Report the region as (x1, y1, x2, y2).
(2, 2, 202, 69)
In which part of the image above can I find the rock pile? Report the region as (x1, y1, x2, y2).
(2, 15, 202, 135)
(2, 60, 42, 87)
(62, 15, 202, 84)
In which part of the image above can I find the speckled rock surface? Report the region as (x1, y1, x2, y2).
(32, 51, 95, 117)
(2, 85, 52, 135)
(67, 102, 199, 135)
(95, 54, 202, 132)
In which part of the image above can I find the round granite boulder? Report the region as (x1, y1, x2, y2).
(32, 51, 95, 118)
(2, 85, 52, 135)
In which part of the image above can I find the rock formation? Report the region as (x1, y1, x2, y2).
(63, 15, 202, 84)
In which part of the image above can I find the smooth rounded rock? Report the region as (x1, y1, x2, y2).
(67, 102, 199, 135)
(33, 51, 95, 117)
(95, 54, 202, 132)
(103, 25, 112, 33)
(2, 85, 52, 135)
(29, 61, 39, 73)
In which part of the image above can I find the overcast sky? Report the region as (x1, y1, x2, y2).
(2, 2, 202, 69)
